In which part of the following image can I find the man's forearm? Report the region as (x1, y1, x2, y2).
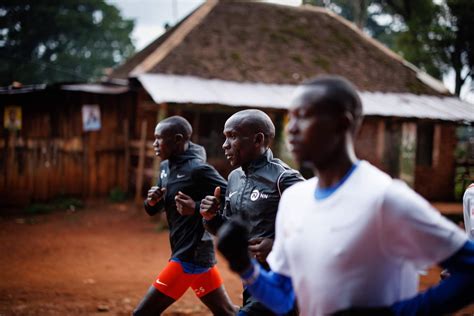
(203, 214, 225, 235)
(391, 241, 474, 316)
(242, 261, 296, 314)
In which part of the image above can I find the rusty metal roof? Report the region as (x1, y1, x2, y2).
(138, 74, 474, 122)
(60, 84, 129, 94)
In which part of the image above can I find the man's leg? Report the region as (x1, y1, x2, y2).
(192, 266, 238, 316)
(133, 261, 193, 316)
(200, 285, 238, 316)
(133, 286, 175, 316)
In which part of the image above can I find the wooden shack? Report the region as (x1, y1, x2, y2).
(0, 83, 134, 206)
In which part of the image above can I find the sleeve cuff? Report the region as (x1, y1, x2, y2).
(241, 260, 261, 286)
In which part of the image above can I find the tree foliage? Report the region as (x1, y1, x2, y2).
(303, 0, 474, 97)
(444, 0, 474, 95)
(0, 1, 135, 85)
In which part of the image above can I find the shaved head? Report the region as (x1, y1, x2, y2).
(301, 75, 363, 133)
(158, 116, 193, 140)
(226, 110, 275, 146)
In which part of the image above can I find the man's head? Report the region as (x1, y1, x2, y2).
(286, 75, 362, 169)
(222, 109, 275, 167)
(153, 116, 192, 160)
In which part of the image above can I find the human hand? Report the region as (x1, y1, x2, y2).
(217, 216, 251, 275)
(147, 186, 166, 206)
(175, 191, 195, 216)
(248, 237, 274, 263)
(200, 186, 221, 220)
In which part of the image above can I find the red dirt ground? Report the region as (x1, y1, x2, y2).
(1, 200, 473, 316)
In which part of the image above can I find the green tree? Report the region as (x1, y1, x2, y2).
(304, 0, 474, 97)
(0, 1, 135, 85)
(377, 0, 474, 96)
(444, 0, 474, 96)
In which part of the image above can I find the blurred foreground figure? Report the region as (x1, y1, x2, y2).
(217, 76, 474, 316)
(133, 116, 236, 316)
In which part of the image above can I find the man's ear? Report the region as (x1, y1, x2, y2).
(338, 112, 353, 133)
(254, 132, 265, 146)
(174, 133, 184, 143)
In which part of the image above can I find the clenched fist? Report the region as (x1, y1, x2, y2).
(200, 186, 221, 220)
(147, 186, 166, 206)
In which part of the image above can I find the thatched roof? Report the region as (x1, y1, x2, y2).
(110, 0, 448, 95)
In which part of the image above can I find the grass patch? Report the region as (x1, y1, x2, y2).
(280, 25, 312, 42)
(312, 55, 330, 71)
(25, 196, 84, 215)
(109, 186, 127, 203)
(291, 54, 304, 64)
(269, 32, 290, 44)
(230, 51, 241, 62)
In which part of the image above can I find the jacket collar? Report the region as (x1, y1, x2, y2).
(243, 148, 273, 174)
(168, 142, 206, 167)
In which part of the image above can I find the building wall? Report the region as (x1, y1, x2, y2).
(356, 118, 457, 201)
(355, 118, 385, 170)
(415, 123, 457, 201)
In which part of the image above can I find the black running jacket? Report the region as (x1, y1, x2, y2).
(144, 142, 227, 268)
(204, 149, 304, 240)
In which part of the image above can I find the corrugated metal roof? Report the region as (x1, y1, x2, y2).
(0, 84, 47, 94)
(138, 74, 474, 122)
(61, 84, 129, 94)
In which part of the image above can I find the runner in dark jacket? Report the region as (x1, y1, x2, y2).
(133, 116, 236, 316)
(200, 109, 304, 316)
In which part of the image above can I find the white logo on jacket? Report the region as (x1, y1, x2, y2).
(160, 170, 167, 179)
(250, 190, 268, 201)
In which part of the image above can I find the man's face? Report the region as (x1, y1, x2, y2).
(286, 86, 341, 169)
(153, 123, 177, 160)
(222, 118, 256, 167)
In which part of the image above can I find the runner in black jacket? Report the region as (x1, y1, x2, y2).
(200, 110, 304, 316)
(133, 116, 236, 316)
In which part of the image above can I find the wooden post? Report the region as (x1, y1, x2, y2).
(6, 130, 16, 193)
(152, 103, 167, 185)
(135, 120, 147, 205)
(376, 120, 385, 167)
(432, 124, 441, 168)
(123, 119, 130, 193)
(82, 133, 88, 200)
(192, 110, 200, 144)
(399, 122, 417, 188)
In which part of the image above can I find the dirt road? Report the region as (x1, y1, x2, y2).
(0, 201, 472, 315)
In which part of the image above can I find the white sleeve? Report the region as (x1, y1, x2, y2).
(464, 186, 474, 239)
(267, 191, 291, 277)
(381, 180, 467, 268)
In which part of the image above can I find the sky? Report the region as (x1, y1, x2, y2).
(107, 0, 472, 102)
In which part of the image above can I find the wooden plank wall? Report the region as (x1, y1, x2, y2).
(0, 89, 135, 207)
